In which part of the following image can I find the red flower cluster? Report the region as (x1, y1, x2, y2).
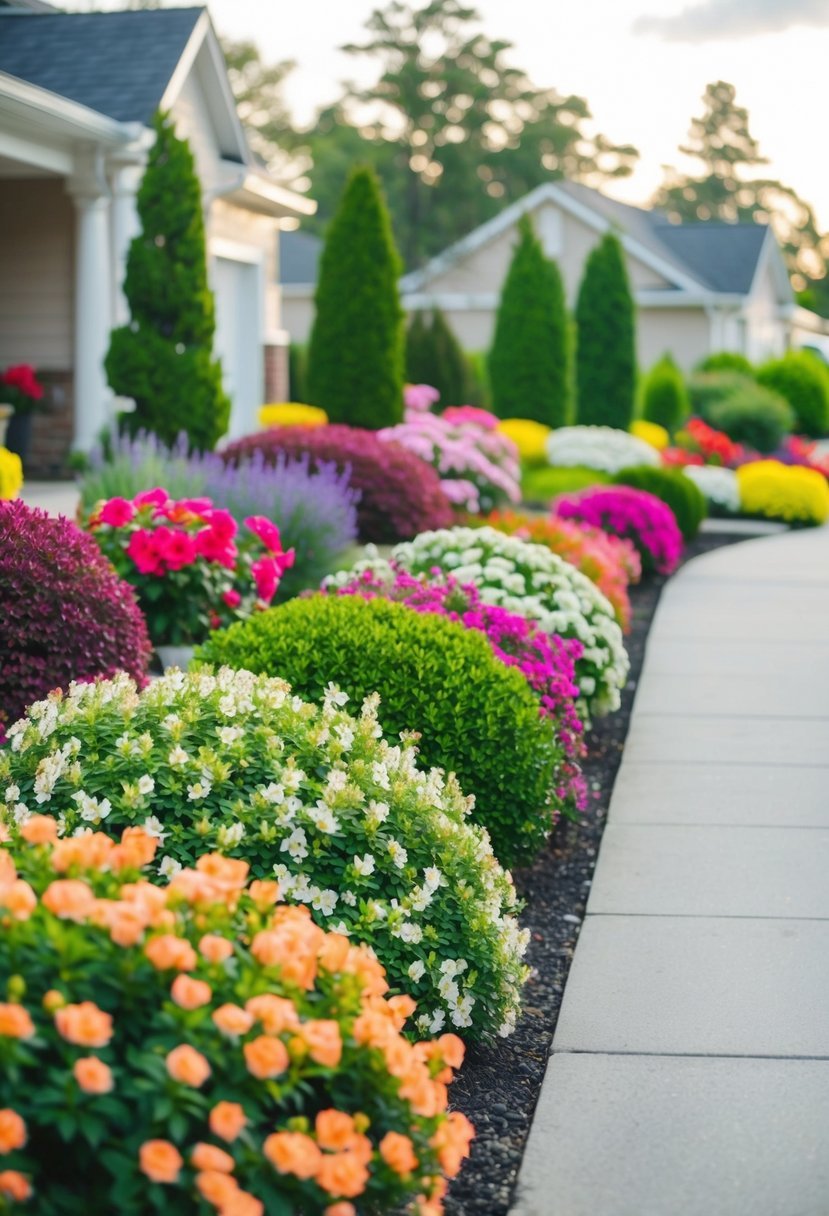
(1, 364, 43, 403)
(676, 418, 744, 467)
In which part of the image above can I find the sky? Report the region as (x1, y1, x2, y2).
(55, 0, 829, 229)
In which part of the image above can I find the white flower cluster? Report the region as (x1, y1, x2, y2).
(389, 527, 629, 718)
(682, 464, 740, 514)
(545, 426, 661, 474)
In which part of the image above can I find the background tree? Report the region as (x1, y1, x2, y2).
(221, 39, 308, 185)
(653, 81, 829, 317)
(575, 232, 636, 429)
(405, 308, 469, 405)
(106, 112, 229, 450)
(306, 166, 404, 428)
(641, 353, 689, 434)
(488, 215, 571, 426)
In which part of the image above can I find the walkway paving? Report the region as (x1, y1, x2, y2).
(512, 526, 829, 1216)
(20, 479, 79, 518)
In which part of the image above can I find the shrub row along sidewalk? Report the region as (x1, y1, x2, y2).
(513, 526, 829, 1216)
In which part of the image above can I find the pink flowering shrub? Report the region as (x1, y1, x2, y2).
(380, 405, 521, 515)
(0, 500, 151, 738)
(553, 486, 683, 576)
(222, 425, 453, 543)
(327, 564, 587, 817)
(86, 489, 294, 646)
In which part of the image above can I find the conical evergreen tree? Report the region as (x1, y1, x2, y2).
(641, 353, 689, 434)
(575, 232, 636, 428)
(405, 310, 433, 388)
(306, 166, 404, 427)
(488, 215, 571, 426)
(405, 308, 469, 406)
(105, 112, 229, 450)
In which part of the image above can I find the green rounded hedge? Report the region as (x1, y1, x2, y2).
(705, 384, 794, 453)
(695, 351, 754, 375)
(199, 595, 561, 868)
(756, 350, 829, 437)
(612, 464, 707, 541)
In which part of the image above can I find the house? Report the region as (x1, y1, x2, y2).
(0, 0, 314, 475)
(282, 181, 829, 370)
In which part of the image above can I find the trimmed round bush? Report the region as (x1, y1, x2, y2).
(390, 526, 629, 720)
(736, 460, 829, 525)
(696, 351, 754, 375)
(0, 500, 151, 737)
(756, 351, 829, 437)
(2, 670, 529, 1040)
(682, 464, 741, 515)
(612, 464, 707, 541)
(705, 383, 794, 454)
(221, 425, 453, 543)
(521, 465, 610, 503)
(687, 371, 753, 416)
(640, 354, 690, 434)
(554, 486, 683, 576)
(0, 823, 473, 1214)
(199, 597, 562, 869)
(497, 418, 552, 467)
(546, 426, 660, 474)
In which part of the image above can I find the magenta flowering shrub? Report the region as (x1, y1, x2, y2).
(380, 405, 521, 515)
(87, 489, 294, 646)
(0, 500, 151, 737)
(222, 425, 454, 543)
(329, 564, 587, 817)
(553, 485, 683, 576)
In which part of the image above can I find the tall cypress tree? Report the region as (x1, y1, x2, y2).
(488, 215, 571, 426)
(575, 232, 636, 429)
(306, 166, 404, 428)
(405, 308, 468, 406)
(106, 112, 229, 450)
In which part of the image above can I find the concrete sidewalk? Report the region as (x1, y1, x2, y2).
(512, 527, 829, 1216)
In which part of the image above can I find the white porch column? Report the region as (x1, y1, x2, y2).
(68, 147, 113, 452)
(110, 158, 145, 326)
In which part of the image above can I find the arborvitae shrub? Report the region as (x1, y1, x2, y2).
(641, 354, 690, 433)
(306, 167, 404, 428)
(613, 464, 707, 540)
(105, 112, 229, 450)
(756, 350, 829, 437)
(405, 309, 469, 406)
(696, 351, 755, 375)
(489, 216, 571, 427)
(575, 232, 636, 429)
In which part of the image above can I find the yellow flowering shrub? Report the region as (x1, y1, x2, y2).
(736, 460, 829, 525)
(0, 447, 22, 500)
(258, 403, 328, 429)
(496, 418, 551, 467)
(630, 420, 669, 451)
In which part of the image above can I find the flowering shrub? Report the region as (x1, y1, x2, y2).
(682, 465, 741, 515)
(612, 465, 707, 541)
(323, 564, 587, 816)
(736, 460, 829, 525)
(222, 426, 454, 543)
(0, 447, 22, 500)
(86, 489, 294, 647)
(2, 671, 529, 1040)
(200, 596, 563, 868)
(496, 418, 551, 467)
(0, 825, 474, 1214)
(258, 403, 328, 428)
(675, 417, 745, 467)
(477, 510, 641, 631)
(389, 526, 629, 719)
(0, 364, 44, 414)
(404, 384, 440, 412)
(772, 434, 829, 477)
(554, 486, 683, 576)
(379, 408, 520, 515)
(630, 420, 669, 451)
(0, 501, 150, 740)
(545, 426, 660, 474)
(79, 431, 359, 603)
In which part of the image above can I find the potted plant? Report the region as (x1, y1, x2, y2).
(85, 487, 294, 669)
(0, 363, 45, 464)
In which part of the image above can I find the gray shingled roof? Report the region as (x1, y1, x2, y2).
(0, 7, 203, 124)
(280, 229, 322, 285)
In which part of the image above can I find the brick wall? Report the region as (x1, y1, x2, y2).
(264, 342, 289, 404)
(27, 370, 74, 478)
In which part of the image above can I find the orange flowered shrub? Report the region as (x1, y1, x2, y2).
(0, 825, 473, 1214)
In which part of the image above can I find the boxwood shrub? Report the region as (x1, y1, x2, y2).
(756, 350, 829, 437)
(199, 596, 562, 868)
(612, 464, 707, 540)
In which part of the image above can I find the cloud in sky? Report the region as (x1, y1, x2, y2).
(634, 0, 829, 42)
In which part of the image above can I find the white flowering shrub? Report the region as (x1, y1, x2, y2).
(682, 464, 740, 514)
(386, 527, 629, 718)
(0, 670, 529, 1040)
(545, 426, 661, 474)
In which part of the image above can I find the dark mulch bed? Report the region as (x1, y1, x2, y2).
(444, 529, 750, 1215)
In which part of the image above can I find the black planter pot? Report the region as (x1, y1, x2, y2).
(5, 411, 33, 465)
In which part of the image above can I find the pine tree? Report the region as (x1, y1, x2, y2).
(405, 309, 469, 406)
(641, 353, 690, 434)
(306, 166, 404, 428)
(575, 232, 636, 428)
(488, 215, 571, 426)
(105, 112, 229, 450)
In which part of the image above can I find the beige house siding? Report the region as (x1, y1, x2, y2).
(637, 308, 711, 371)
(171, 69, 225, 193)
(208, 198, 281, 333)
(743, 260, 787, 362)
(0, 177, 73, 369)
(281, 292, 315, 349)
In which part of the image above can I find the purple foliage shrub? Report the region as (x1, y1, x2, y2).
(0, 501, 151, 737)
(222, 425, 454, 543)
(553, 485, 683, 575)
(329, 564, 587, 816)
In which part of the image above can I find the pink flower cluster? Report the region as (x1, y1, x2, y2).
(332, 565, 588, 815)
(553, 486, 683, 577)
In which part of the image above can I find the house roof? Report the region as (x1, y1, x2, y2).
(280, 230, 323, 284)
(0, 7, 203, 125)
(652, 222, 769, 294)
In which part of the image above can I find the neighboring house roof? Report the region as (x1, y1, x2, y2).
(280, 230, 322, 285)
(0, 7, 203, 125)
(653, 222, 768, 294)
